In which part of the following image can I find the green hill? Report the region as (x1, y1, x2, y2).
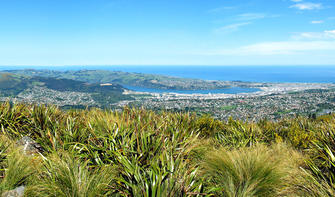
(0, 72, 132, 107)
(0, 73, 19, 88)
(0, 73, 31, 96)
(6, 69, 234, 90)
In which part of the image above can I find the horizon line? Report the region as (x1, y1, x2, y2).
(1, 64, 335, 67)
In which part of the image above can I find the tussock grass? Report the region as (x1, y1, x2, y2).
(202, 144, 304, 197)
(0, 102, 335, 196)
(0, 147, 37, 194)
(25, 152, 114, 197)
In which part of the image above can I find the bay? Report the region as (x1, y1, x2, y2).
(123, 85, 261, 94)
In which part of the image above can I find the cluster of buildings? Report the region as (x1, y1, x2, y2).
(123, 83, 335, 121)
(14, 86, 95, 106)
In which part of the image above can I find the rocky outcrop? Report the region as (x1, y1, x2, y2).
(16, 136, 43, 155)
(1, 186, 25, 197)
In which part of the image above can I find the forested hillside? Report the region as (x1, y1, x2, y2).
(6, 69, 239, 90)
(0, 72, 132, 108)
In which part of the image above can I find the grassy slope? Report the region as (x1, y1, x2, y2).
(1, 102, 335, 196)
(0, 73, 30, 96)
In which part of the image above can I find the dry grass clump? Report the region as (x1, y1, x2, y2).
(25, 152, 114, 197)
(202, 143, 306, 197)
(0, 137, 38, 194)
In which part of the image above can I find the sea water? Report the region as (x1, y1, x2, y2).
(123, 85, 260, 94)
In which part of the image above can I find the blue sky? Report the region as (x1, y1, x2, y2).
(0, 0, 334, 66)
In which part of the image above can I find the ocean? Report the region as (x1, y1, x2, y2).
(1, 65, 334, 83)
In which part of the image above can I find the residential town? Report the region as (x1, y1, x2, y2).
(120, 83, 335, 120)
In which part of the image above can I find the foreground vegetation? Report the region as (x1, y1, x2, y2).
(1, 102, 335, 196)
